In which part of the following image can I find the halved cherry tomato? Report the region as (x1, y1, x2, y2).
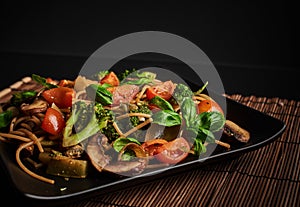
(146, 80, 175, 101)
(198, 99, 224, 115)
(41, 108, 65, 135)
(142, 139, 168, 156)
(155, 137, 190, 164)
(100, 71, 120, 86)
(42, 87, 74, 108)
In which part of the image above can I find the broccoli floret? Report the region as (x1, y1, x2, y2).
(62, 101, 101, 147)
(117, 68, 136, 82)
(130, 104, 152, 127)
(173, 83, 194, 104)
(94, 102, 119, 142)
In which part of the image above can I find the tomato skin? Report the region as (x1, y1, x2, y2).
(41, 108, 65, 135)
(100, 71, 120, 86)
(146, 81, 175, 101)
(198, 99, 224, 115)
(155, 137, 190, 164)
(142, 139, 168, 156)
(42, 87, 74, 108)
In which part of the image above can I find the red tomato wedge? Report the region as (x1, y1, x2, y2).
(155, 137, 190, 164)
(198, 99, 224, 115)
(142, 139, 168, 156)
(100, 71, 120, 86)
(146, 80, 175, 101)
(42, 87, 74, 108)
(41, 108, 65, 135)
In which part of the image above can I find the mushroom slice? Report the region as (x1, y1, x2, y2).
(103, 159, 147, 176)
(21, 99, 48, 115)
(223, 120, 250, 143)
(86, 135, 148, 176)
(86, 135, 111, 172)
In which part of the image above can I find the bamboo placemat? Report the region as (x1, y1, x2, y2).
(65, 94, 299, 207)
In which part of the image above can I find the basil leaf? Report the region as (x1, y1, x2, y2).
(113, 137, 140, 152)
(152, 110, 181, 127)
(86, 84, 113, 106)
(10, 91, 37, 106)
(181, 97, 197, 128)
(198, 111, 225, 132)
(149, 96, 173, 111)
(0, 110, 12, 129)
(32, 74, 58, 89)
(197, 127, 215, 143)
(193, 138, 206, 155)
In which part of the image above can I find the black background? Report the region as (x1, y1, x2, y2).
(0, 1, 298, 99)
(0, 1, 298, 206)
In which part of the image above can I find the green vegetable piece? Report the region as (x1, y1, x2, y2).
(180, 97, 198, 128)
(194, 81, 208, 95)
(46, 156, 88, 178)
(152, 110, 181, 127)
(32, 74, 58, 89)
(86, 84, 113, 105)
(122, 70, 156, 85)
(113, 137, 140, 152)
(96, 70, 109, 80)
(149, 96, 174, 111)
(10, 91, 37, 106)
(117, 68, 136, 81)
(173, 83, 194, 105)
(198, 111, 225, 132)
(130, 104, 152, 127)
(62, 101, 104, 147)
(0, 110, 12, 129)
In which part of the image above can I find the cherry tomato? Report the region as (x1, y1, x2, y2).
(198, 99, 224, 115)
(58, 79, 75, 88)
(41, 108, 65, 135)
(155, 137, 190, 164)
(142, 139, 168, 156)
(45, 77, 57, 85)
(100, 71, 120, 86)
(42, 87, 74, 108)
(146, 80, 175, 101)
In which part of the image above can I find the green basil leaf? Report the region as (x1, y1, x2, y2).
(198, 111, 225, 132)
(10, 91, 37, 106)
(197, 127, 215, 143)
(113, 137, 140, 152)
(149, 96, 173, 111)
(32, 74, 58, 89)
(152, 110, 181, 127)
(181, 97, 197, 128)
(0, 110, 12, 129)
(193, 138, 206, 155)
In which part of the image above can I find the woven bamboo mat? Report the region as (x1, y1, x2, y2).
(65, 94, 299, 207)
